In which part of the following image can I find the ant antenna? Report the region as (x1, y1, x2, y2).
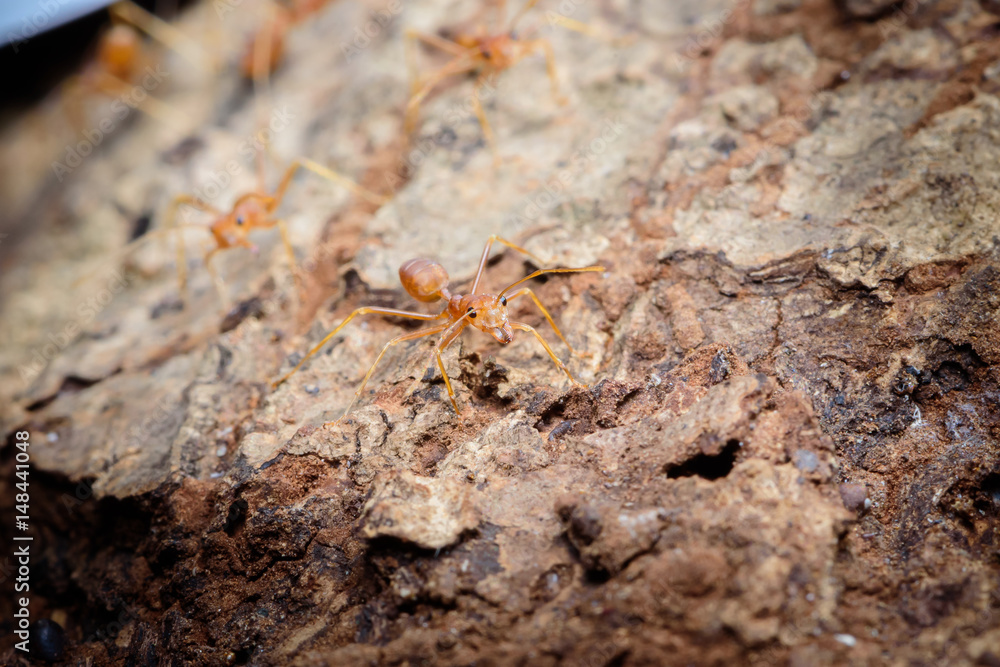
(508, 0, 541, 34)
(497, 265, 604, 300)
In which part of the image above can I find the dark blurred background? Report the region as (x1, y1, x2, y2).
(0, 0, 180, 119)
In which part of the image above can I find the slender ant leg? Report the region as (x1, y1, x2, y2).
(471, 234, 545, 293)
(326, 325, 450, 425)
(272, 307, 449, 389)
(509, 322, 583, 386)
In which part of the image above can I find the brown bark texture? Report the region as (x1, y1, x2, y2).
(1, 0, 999, 664)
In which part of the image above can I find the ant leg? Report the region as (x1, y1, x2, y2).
(271, 158, 388, 209)
(471, 75, 499, 166)
(166, 195, 221, 293)
(326, 324, 449, 425)
(404, 30, 469, 57)
(274, 219, 301, 300)
(504, 286, 587, 356)
(471, 234, 546, 293)
(74, 193, 216, 293)
(493, 0, 507, 32)
(405, 29, 468, 94)
(509, 0, 541, 31)
(109, 1, 207, 69)
(525, 38, 567, 106)
(71, 226, 196, 289)
(546, 11, 628, 46)
(256, 218, 302, 301)
(404, 29, 421, 97)
(510, 321, 584, 386)
(203, 247, 230, 309)
(497, 265, 605, 300)
(272, 307, 449, 388)
(404, 56, 478, 139)
(93, 71, 186, 130)
(60, 75, 89, 134)
(432, 320, 470, 414)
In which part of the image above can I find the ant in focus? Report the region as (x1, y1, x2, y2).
(403, 0, 598, 163)
(271, 235, 604, 422)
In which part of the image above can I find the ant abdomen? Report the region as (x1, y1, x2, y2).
(399, 258, 450, 302)
(98, 25, 142, 80)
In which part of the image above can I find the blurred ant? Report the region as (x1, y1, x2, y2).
(239, 0, 337, 81)
(169, 157, 388, 306)
(61, 2, 206, 131)
(75, 1, 388, 310)
(272, 235, 604, 422)
(78, 157, 388, 309)
(240, 4, 292, 82)
(404, 0, 598, 163)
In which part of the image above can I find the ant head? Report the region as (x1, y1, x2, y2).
(477, 34, 512, 65)
(220, 198, 268, 237)
(463, 294, 512, 344)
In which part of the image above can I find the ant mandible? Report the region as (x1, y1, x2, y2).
(403, 0, 596, 163)
(271, 235, 604, 422)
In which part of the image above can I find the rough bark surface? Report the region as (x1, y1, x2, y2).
(1, 0, 999, 664)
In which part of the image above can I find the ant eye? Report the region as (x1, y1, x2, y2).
(236, 216, 245, 226)
(500, 296, 507, 306)
(467, 308, 477, 319)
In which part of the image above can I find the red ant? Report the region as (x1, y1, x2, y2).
(59, 1, 203, 131)
(75, 1, 387, 309)
(272, 235, 604, 422)
(78, 158, 388, 309)
(239, 0, 336, 81)
(403, 0, 598, 163)
(240, 3, 292, 82)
